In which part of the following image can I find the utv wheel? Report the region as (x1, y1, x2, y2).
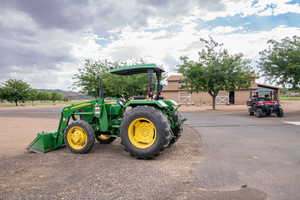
(277, 108, 284, 117)
(120, 106, 171, 159)
(96, 133, 116, 144)
(248, 108, 254, 116)
(64, 120, 95, 153)
(255, 109, 263, 118)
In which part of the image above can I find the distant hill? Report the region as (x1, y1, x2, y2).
(37, 89, 92, 100)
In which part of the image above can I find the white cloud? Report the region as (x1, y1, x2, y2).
(79, 23, 300, 75)
(192, 0, 300, 21)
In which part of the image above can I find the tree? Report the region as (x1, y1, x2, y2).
(0, 87, 4, 103)
(37, 91, 51, 101)
(1, 79, 31, 106)
(73, 59, 148, 98)
(259, 35, 300, 89)
(179, 37, 254, 110)
(50, 92, 64, 103)
(73, 60, 111, 98)
(28, 89, 38, 105)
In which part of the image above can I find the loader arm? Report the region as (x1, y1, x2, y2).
(27, 99, 109, 153)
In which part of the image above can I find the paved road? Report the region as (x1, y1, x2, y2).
(0, 106, 62, 118)
(183, 111, 300, 200)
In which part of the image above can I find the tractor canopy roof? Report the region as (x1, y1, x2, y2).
(110, 64, 164, 75)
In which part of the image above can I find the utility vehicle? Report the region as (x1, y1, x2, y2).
(247, 90, 284, 118)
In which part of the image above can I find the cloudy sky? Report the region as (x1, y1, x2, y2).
(1, 0, 300, 90)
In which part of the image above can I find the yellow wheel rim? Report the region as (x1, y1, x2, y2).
(98, 134, 111, 140)
(128, 118, 156, 149)
(67, 126, 88, 150)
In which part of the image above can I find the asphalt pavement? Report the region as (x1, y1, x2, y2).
(183, 111, 300, 200)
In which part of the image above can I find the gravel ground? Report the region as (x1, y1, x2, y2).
(0, 126, 202, 200)
(3, 103, 296, 199)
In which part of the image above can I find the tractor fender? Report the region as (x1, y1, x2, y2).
(124, 100, 168, 109)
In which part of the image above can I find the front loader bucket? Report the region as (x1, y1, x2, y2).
(27, 132, 63, 153)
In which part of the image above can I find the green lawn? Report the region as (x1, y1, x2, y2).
(280, 97, 300, 101)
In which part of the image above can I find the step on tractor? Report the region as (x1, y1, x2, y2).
(28, 64, 185, 159)
(247, 90, 284, 118)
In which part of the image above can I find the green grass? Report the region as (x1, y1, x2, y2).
(280, 97, 300, 101)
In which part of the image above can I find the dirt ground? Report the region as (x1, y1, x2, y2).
(0, 117, 58, 156)
(1, 101, 297, 199)
(0, 125, 204, 200)
(0, 105, 203, 199)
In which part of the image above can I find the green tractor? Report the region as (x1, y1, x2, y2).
(28, 64, 185, 159)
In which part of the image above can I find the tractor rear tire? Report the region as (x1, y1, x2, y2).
(255, 109, 263, 118)
(120, 106, 171, 159)
(277, 108, 284, 117)
(96, 133, 116, 144)
(64, 120, 95, 154)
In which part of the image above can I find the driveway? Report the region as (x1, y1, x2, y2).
(183, 110, 300, 200)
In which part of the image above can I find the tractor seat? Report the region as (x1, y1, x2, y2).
(133, 96, 146, 100)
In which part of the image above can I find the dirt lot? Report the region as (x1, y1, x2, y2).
(1, 101, 298, 199)
(0, 105, 206, 200)
(0, 124, 203, 200)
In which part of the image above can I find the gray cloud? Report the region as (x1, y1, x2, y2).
(3, 0, 225, 34)
(4, 0, 90, 31)
(0, 0, 225, 89)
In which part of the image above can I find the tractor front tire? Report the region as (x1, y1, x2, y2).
(120, 106, 171, 159)
(96, 133, 116, 144)
(64, 120, 95, 154)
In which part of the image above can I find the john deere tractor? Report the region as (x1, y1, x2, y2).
(28, 64, 185, 159)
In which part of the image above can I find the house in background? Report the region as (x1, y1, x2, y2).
(162, 74, 279, 105)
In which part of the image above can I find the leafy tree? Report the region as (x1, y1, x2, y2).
(28, 89, 38, 105)
(103, 73, 148, 97)
(50, 92, 64, 103)
(259, 35, 300, 89)
(0, 87, 4, 103)
(179, 37, 254, 110)
(73, 59, 148, 98)
(1, 79, 31, 106)
(37, 91, 51, 101)
(73, 60, 111, 98)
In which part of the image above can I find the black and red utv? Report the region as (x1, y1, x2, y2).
(247, 91, 284, 118)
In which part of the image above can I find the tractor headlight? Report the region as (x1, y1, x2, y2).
(95, 105, 101, 115)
